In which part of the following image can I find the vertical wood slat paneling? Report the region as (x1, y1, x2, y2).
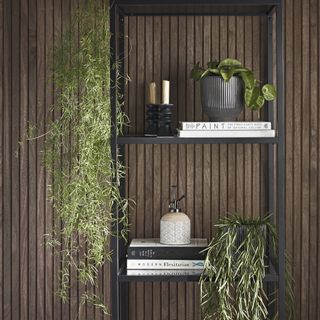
(301, 1, 310, 319)
(69, 0, 79, 317)
(60, 5, 70, 320)
(52, 0, 61, 316)
(0, 1, 319, 319)
(293, 0, 303, 318)
(28, 1, 37, 319)
(3, 0, 12, 319)
(36, 0, 45, 319)
(11, 0, 20, 319)
(308, 1, 319, 320)
(0, 0, 3, 317)
(284, 1, 294, 320)
(317, 3, 320, 319)
(52, 2, 62, 319)
(20, 0, 29, 318)
(173, 15, 186, 320)
(45, 1, 54, 319)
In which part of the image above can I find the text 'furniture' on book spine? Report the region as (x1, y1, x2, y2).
(126, 269, 203, 276)
(179, 122, 272, 131)
(177, 129, 276, 138)
(126, 259, 204, 270)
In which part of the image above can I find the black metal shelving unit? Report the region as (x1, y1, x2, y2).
(110, 1, 285, 319)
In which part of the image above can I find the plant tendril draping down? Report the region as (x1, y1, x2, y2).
(41, 1, 129, 314)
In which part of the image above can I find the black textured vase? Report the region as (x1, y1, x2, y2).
(145, 104, 173, 136)
(200, 76, 244, 121)
(145, 104, 159, 135)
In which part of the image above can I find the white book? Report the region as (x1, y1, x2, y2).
(129, 238, 207, 248)
(127, 269, 203, 276)
(127, 259, 204, 270)
(177, 129, 276, 138)
(179, 122, 272, 131)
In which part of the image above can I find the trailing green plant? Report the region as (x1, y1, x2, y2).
(190, 58, 276, 110)
(33, 0, 129, 314)
(199, 214, 294, 320)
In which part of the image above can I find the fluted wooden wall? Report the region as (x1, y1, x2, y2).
(0, 0, 319, 319)
(0, 1, 110, 319)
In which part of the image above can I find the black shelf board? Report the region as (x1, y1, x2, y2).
(117, 135, 278, 145)
(118, 260, 278, 283)
(115, 0, 279, 16)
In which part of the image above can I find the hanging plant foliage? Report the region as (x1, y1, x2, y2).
(41, 0, 128, 313)
(200, 214, 294, 320)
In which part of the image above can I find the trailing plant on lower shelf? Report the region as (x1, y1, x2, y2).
(200, 214, 294, 320)
(30, 0, 128, 314)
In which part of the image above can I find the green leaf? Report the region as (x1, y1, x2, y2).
(240, 70, 255, 89)
(245, 87, 257, 106)
(190, 62, 205, 81)
(262, 83, 277, 101)
(207, 60, 219, 69)
(199, 68, 220, 79)
(254, 95, 265, 109)
(245, 87, 265, 109)
(199, 69, 210, 79)
(208, 68, 220, 75)
(219, 67, 236, 82)
(218, 58, 242, 68)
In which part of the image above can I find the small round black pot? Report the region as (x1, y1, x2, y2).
(200, 76, 244, 121)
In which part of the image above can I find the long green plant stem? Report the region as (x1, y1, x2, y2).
(41, 0, 128, 314)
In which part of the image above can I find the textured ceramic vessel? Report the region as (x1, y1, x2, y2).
(200, 76, 244, 121)
(160, 212, 191, 245)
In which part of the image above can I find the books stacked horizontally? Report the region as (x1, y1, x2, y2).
(177, 121, 275, 138)
(126, 238, 207, 276)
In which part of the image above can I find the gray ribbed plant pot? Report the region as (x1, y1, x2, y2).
(200, 76, 244, 121)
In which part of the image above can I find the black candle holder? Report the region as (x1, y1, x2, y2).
(145, 104, 173, 136)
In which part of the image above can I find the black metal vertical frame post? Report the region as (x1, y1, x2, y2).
(266, 10, 276, 318)
(276, 2, 286, 319)
(110, 3, 120, 320)
(118, 11, 129, 320)
(267, 12, 274, 226)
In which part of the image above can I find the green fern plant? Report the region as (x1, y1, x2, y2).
(190, 58, 276, 110)
(39, 0, 129, 314)
(200, 214, 294, 320)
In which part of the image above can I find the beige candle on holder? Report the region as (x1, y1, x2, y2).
(162, 80, 170, 104)
(148, 82, 157, 104)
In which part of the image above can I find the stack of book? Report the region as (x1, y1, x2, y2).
(177, 121, 275, 138)
(126, 238, 207, 276)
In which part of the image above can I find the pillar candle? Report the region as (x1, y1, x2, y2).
(148, 82, 157, 104)
(162, 80, 170, 104)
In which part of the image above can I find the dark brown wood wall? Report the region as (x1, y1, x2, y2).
(0, 0, 319, 319)
(1, 0, 111, 319)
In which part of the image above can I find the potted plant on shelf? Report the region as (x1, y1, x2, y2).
(199, 214, 294, 320)
(190, 58, 277, 121)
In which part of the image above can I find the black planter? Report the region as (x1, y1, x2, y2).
(233, 225, 267, 260)
(200, 76, 244, 121)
